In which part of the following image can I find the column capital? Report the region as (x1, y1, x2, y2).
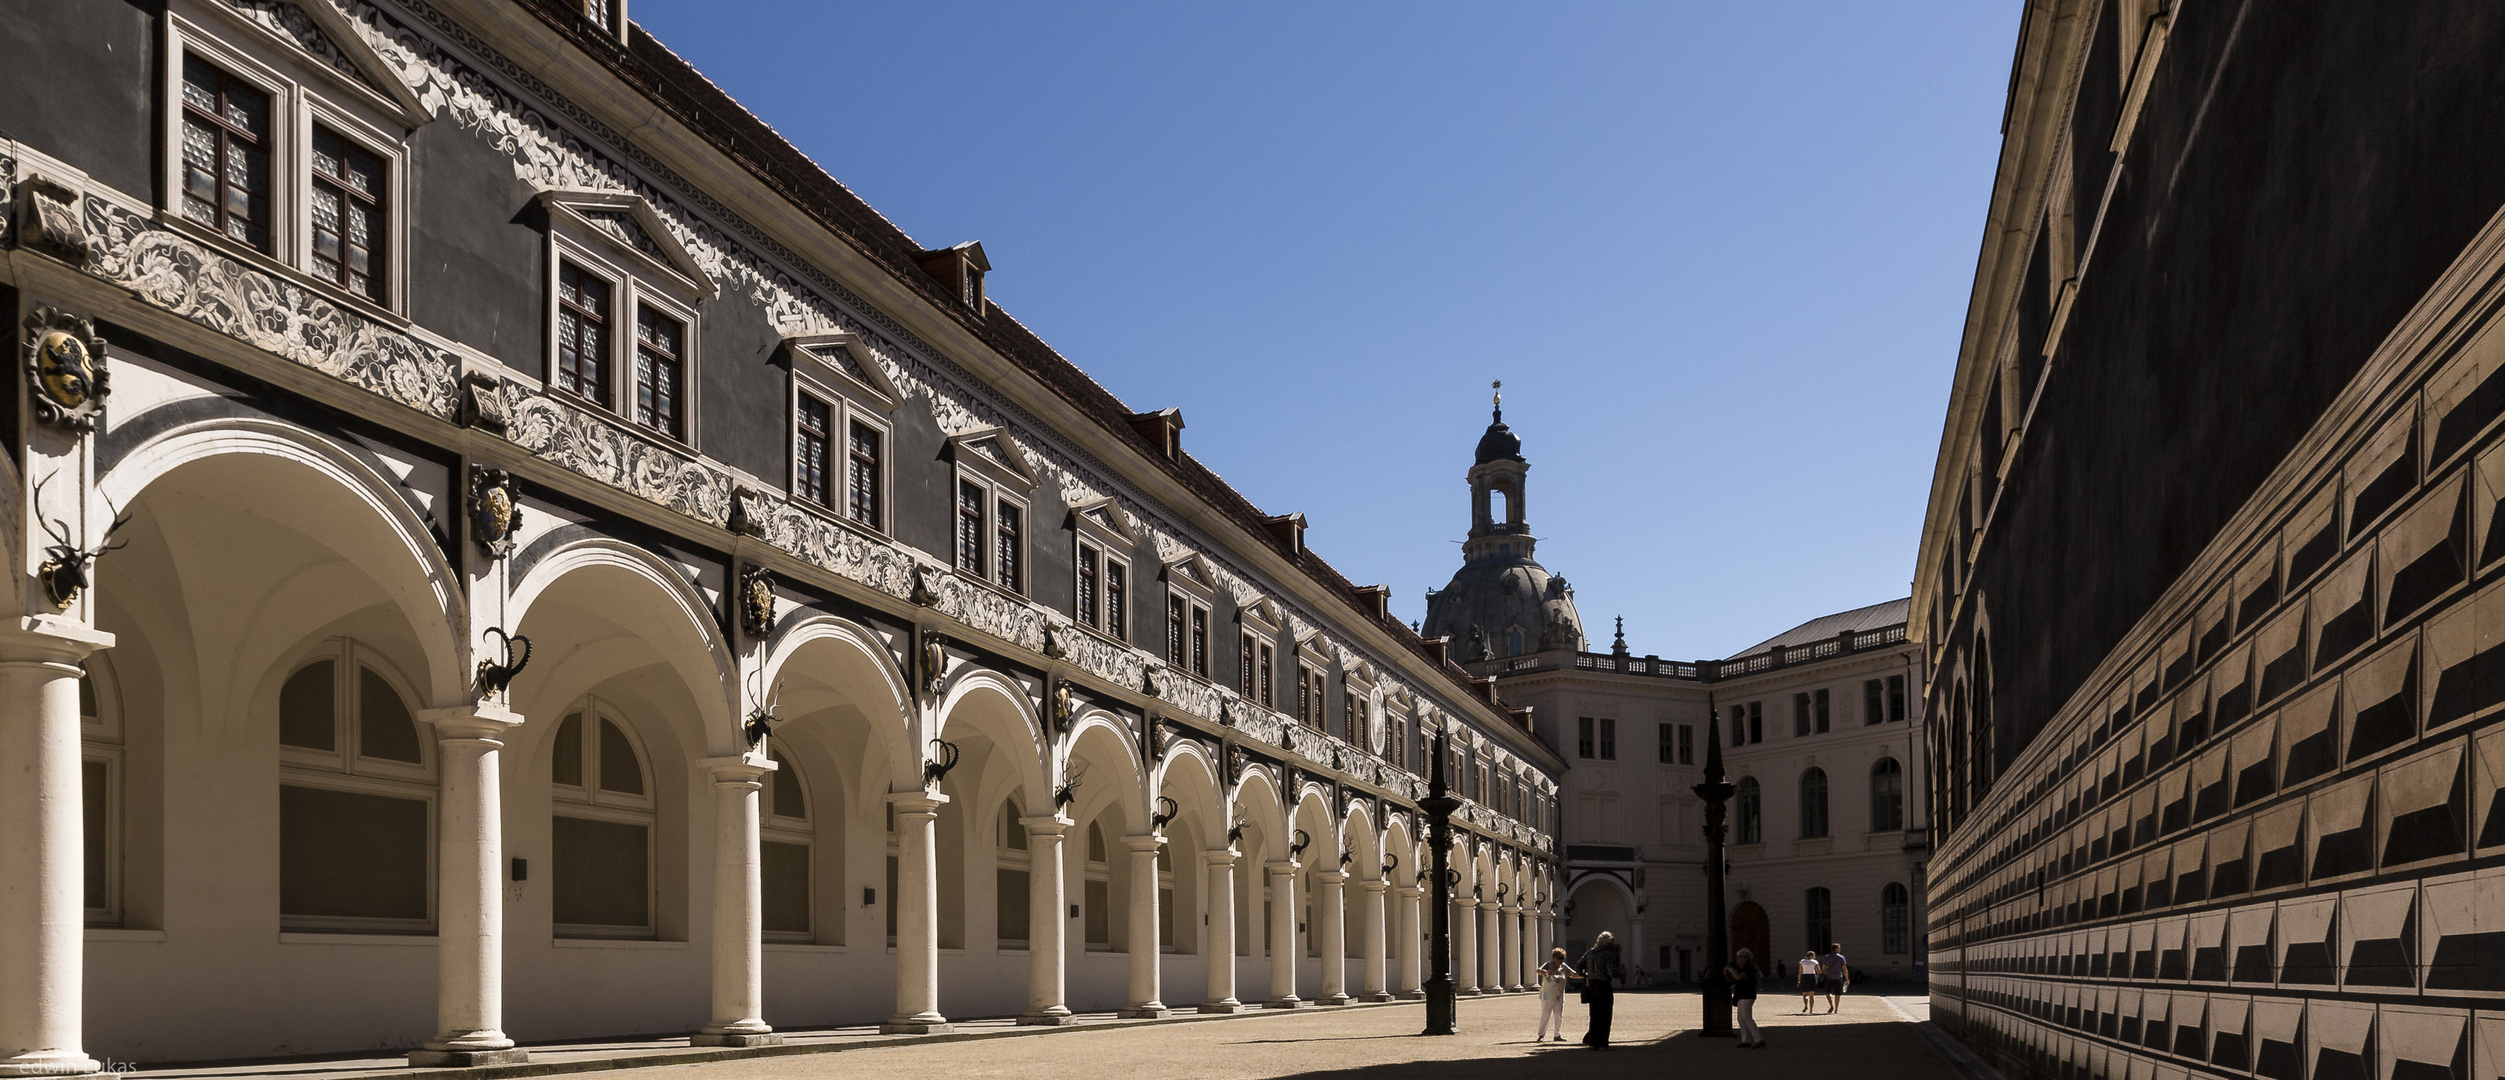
(1359, 879, 1389, 895)
(1394, 886, 1421, 899)
(703, 751, 776, 782)
(1456, 897, 1479, 910)
(1202, 848, 1239, 867)
(421, 701, 524, 742)
(1124, 833, 1165, 854)
(1021, 814, 1072, 837)
(1266, 860, 1299, 876)
(1317, 870, 1348, 886)
(889, 790, 949, 815)
(0, 615, 112, 662)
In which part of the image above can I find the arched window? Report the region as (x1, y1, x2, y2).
(1506, 627, 1523, 657)
(996, 798, 1031, 947)
(1870, 758, 1904, 832)
(1799, 768, 1828, 839)
(1735, 777, 1761, 844)
(761, 748, 812, 941)
(1084, 820, 1111, 948)
(1881, 883, 1910, 954)
(278, 641, 433, 932)
(549, 703, 656, 938)
(1804, 887, 1832, 951)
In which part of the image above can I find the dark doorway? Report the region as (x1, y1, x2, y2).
(1733, 900, 1770, 984)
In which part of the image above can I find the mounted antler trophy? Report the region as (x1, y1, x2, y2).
(31, 476, 128, 609)
(923, 738, 960, 789)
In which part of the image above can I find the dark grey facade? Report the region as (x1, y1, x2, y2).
(1918, 2, 2505, 1079)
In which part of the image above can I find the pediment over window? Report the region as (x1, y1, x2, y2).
(1236, 594, 1280, 634)
(947, 425, 1038, 489)
(537, 188, 715, 299)
(782, 330, 898, 412)
(1070, 495, 1137, 547)
(198, 0, 430, 126)
(1166, 552, 1219, 602)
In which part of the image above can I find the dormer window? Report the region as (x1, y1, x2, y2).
(914, 242, 989, 315)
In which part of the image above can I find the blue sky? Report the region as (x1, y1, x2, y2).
(633, 1, 2017, 660)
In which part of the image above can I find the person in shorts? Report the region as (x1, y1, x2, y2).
(1819, 943, 1849, 1013)
(1795, 950, 1822, 1013)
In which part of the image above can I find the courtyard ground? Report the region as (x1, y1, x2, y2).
(126, 988, 1989, 1080)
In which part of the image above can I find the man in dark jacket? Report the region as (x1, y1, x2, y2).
(1579, 932, 1623, 1049)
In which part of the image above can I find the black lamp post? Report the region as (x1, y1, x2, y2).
(1421, 726, 1459, 1035)
(1694, 692, 1736, 1036)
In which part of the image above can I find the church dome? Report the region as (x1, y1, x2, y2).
(1424, 560, 1586, 659)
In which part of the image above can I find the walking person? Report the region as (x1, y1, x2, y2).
(1726, 948, 1764, 1048)
(1795, 950, 1821, 1012)
(1820, 943, 1850, 1014)
(1578, 931, 1624, 1049)
(1534, 948, 1579, 1042)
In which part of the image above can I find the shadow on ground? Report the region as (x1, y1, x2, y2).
(1231, 1021, 1941, 1080)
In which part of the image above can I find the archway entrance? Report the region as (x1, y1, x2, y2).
(1732, 900, 1770, 985)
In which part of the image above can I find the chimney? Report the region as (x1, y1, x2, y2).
(1125, 408, 1184, 461)
(1261, 513, 1306, 557)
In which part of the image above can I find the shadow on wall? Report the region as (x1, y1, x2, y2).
(1232, 1020, 1946, 1080)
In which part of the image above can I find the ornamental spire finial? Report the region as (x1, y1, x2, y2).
(1492, 379, 1503, 422)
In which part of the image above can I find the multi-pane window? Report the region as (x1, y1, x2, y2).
(1814, 688, 1830, 733)
(1871, 758, 1904, 831)
(633, 306, 685, 439)
(795, 394, 833, 507)
(556, 262, 612, 406)
(994, 501, 1023, 592)
(1105, 562, 1127, 641)
(1240, 635, 1257, 696)
(180, 57, 271, 250)
(309, 126, 386, 300)
(1799, 767, 1829, 839)
(1079, 545, 1102, 629)
(957, 481, 986, 575)
(1297, 666, 1325, 728)
(550, 704, 657, 938)
(760, 749, 814, 942)
(1730, 701, 1763, 745)
(1190, 605, 1209, 677)
(996, 800, 1030, 947)
(1659, 722, 1683, 765)
(1794, 693, 1812, 738)
(1679, 723, 1694, 765)
(1888, 675, 1908, 721)
(1258, 643, 1275, 709)
(1804, 887, 1833, 952)
(1865, 679, 1887, 725)
(1169, 597, 1188, 669)
(847, 421, 881, 528)
(1345, 691, 1364, 744)
(1578, 717, 1596, 759)
(277, 643, 433, 933)
(1599, 717, 1617, 760)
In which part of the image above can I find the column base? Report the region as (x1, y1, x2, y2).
(409, 1048, 530, 1068)
(1318, 992, 1353, 1006)
(1458, 987, 1483, 996)
(1362, 991, 1394, 1003)
(1197, 1001, 1246, 1014)
(691, 1032, 783, 1048)
(1263, 996, 1308, 1009)
(1017, 1010, 1078, 1026)
(1117, 1005, 1170, 1019)
(1399, 988, 1427, 1000)
(880, 1019, 955, 1035)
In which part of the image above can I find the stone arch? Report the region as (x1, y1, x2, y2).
(932, 667, 1052, 811)
(506, 538, 739, 756)
(98, 419, 469, 710)
(760, 614, 919, 795)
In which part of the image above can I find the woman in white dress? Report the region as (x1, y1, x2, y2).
(1534, 947, 1579, 1042)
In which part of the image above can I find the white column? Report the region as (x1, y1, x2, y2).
(1018, 817, 1072, 1025)
(1359, 880, 1389, 1001)
(1120, 835, 1168, 1017)
(0, 620, 110, 1077)
(693, 753, 778, 1046)
(1264, 862, 1303, 1007)
(1472, 902, 1492, 992)
(1316, 871, 1349, 1004)
(408, 701, 523, 1066)
(1516, 905, 1534, 991)
(1395, 886, 1424, 999)
(882, 792, 951, 1034)
(1455, 897, 1479, 994)
(1200, 850, 1241, 1013)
